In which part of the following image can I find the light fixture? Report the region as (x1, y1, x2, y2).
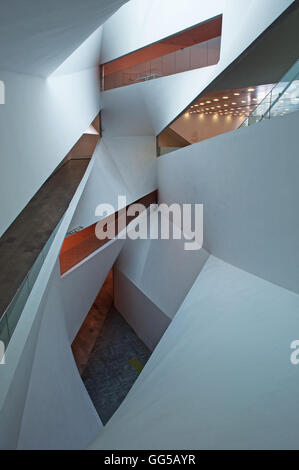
(248, 88, 255, 92)
(232, 102, 237, 105)
(224, 104, 228, 107)
(222, 96, 229, 99)
(206, 100, 212, 104)
(213, 98, 219, 102)
(233, 92, 240, 96)
(200, 102, 205, 105)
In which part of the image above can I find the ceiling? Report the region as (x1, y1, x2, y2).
(187, 84, 275, 118)
(0, 0, 127, 77)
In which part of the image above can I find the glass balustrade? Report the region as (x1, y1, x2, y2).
(240, 59, 299, 127)
(0, 222, 60, 349)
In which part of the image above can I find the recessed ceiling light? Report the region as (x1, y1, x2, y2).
(200, 102, 205, 105)
(241, 100, 246, 103)
(252, 98, 257, 101)
(206, 101, 212, 104)
(224, 104, 228, 107)
(223, 96, 229, 99)
(213, 98, 219, 102)
(211, 107, 215, 109)
(195, 104, 199, 107)
(233, 93, 240, 96)
(248, 88, 255, 92)
(232, 102, 237, 105)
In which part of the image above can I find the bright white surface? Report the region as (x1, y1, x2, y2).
(17, 236, 124, 450)
(100, 0, 222, 64)
(100, 0, 294, 135)
(116, 211, 209, 318)
(0, 68, 100, 236)
(0, 157, 95, 449)
(158, 111, 299, 295)
(90, 255, 299, 450)
(0, 0, 126, 235)
(0, 0, 127, 76)
(17, 261, 102, 450)
(0, 150, 127, 449)
(69, 136, 157, 230)
(61, 237, 125, 343)
(114, 269, 171, 351)
(113, 209, 209, 349)
(50, 26, 103, 77)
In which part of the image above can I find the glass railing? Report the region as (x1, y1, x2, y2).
(0, 222, 61, 349)
(240, 60, 299, 127)
(102, 36, 221, 91)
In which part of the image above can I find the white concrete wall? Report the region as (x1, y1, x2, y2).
(0, 149, 127, 449)
(0, 67, 100, 236)
(61, 237, 125, 343)
(0, 1, 128, 236)
(69, 136, 157, 231)
(158, 111, 299, 295)
(90, 255, 299, 450)
(0, 156, 95, 449)
(114, 210, 209, 347)
(17, 262, 102, 450)
(100, 0, 294, 135)
(114, 269, 170, 351)
(17, 236, 125, 450)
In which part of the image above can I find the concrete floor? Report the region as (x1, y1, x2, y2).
(72, 270, 114, 375)
(72, 269, 151, 424)
(0, 159, 89, 316)
(82, 307, 151, 425)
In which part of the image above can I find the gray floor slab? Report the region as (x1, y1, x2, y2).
(82, 307, 151, 425)
(0, 159, 89, 316)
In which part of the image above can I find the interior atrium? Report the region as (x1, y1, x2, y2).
(0, 0, 299, 453)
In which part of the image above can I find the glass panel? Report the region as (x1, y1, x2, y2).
(0, 314, 10, 350)
(207, 37, 221, 65)
(2, 220, 61, 346)
(6, 277, 30, 337)
(190, 42, 208, 70)
(240, 59, 299, 127)
(101, 15, 223, 90)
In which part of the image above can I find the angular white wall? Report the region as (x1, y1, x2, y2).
(69, 136, 157, 231)
(100, 0, 294, 135)
(114, 210, 209, 349)
(0, 1, 127, 236)
(158, 111, 299, 295)
(90, 255, 299, 450)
